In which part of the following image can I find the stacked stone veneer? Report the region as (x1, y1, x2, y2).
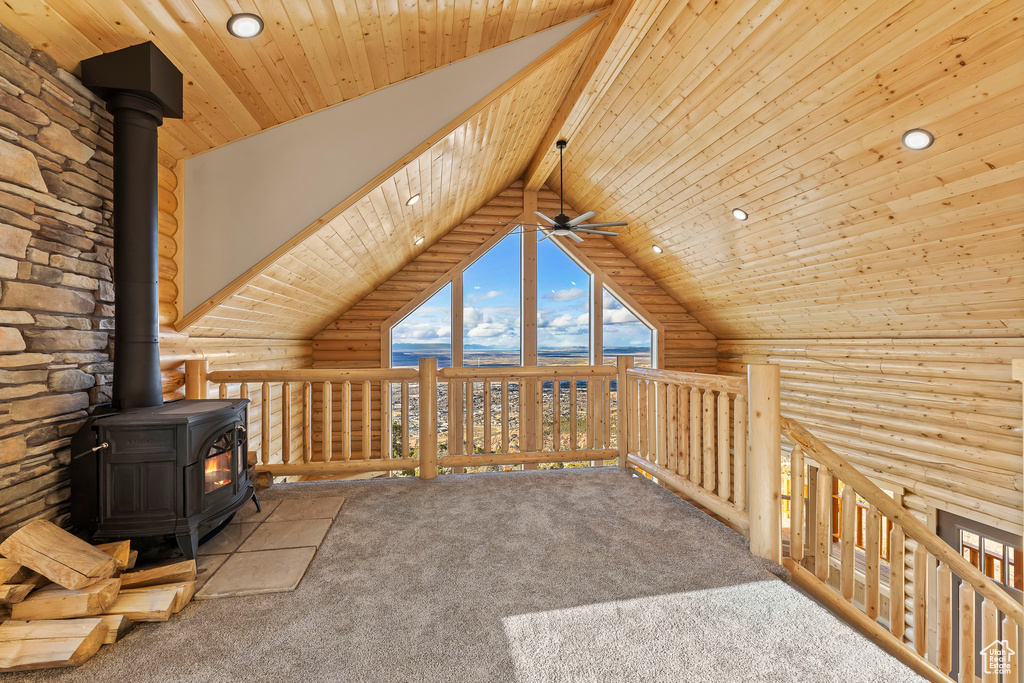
(0, 24, 115, 540)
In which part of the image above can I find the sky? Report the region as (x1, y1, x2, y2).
(391, 230, 652, 354)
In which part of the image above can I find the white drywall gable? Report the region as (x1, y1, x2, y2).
(184, 16, 591, 313)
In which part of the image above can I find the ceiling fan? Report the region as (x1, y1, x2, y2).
(527, 140, 628, 243)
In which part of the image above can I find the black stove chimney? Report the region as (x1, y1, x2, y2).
(81, 43, 183, 409)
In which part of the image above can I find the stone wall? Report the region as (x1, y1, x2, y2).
(0, 24, 114, 540)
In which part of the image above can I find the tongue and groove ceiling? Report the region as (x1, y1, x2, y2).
(4, 0, 1021, 341)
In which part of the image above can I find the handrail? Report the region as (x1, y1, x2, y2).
(207, 368, 419, 383)
(438, 365, 616, 379)
(782, 416, 1024, 626)
(627, 367, 747, 394)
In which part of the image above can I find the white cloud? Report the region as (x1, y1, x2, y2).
(544, 288, 585, 301)
(551, 314, 576, 328)
(467, 322, 509, 338)
(481, 290, 502, 300)
(603, 307, 642, 324)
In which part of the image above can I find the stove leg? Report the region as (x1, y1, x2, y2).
(176, 530, 198, 560)
(251, 491, 261, 513)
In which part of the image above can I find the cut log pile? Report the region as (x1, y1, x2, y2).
(0, 520, 197, 672)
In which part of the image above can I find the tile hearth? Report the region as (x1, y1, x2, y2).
(194, 495, 344, 599)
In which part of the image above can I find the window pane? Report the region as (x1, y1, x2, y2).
(463, 232, 521, 367)
(537, 236, 590, 365)
(391, 282, 452, 368)
(602, 288, 653, 368)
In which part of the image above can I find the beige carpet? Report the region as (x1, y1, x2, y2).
(10, 468, 925, 682)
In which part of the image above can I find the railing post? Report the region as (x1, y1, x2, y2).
(617, 356, 633, 469)
(419, 357, 437, 480)
(748, 363, 781, 563)
(184, 359, 208, 399)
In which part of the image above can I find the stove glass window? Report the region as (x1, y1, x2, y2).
(204, 432, 234, 494)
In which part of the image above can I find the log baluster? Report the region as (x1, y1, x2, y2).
(890, 525, 906, 640)
(864, 503, 880, 620)
(626, 376, 634, 456)
(240, 383, 250, 462)
(637, 380, 648, 460)
(677, 385, 689, 478)
(815, 468, 831, 581)
(401, 381, 410, 458)
(321, 381, 332, 462)
(218, 383, 227, 399)
(653, 381, 665, 467)
(483, 380, 492, 454)
(598, 376, 606, 450)
(261, 381, 271, 465)
(733, 394, 746, 508)
(360, 381, 371, 460)
(840, 485, 856, 601)
(337, 382, 350, 462)
(552, 377, 561, 451)
(466, 380, 474, 455)
(959, 582, 975, 681)
(716, 391, 730, 501)
(501, 379, 509, 453)
(1003, 615, 1019, 682)
(569, 376, 578, 451)
(790, 444, 804, 563)
(281, 382, 291, 464)
(914, 544, 928, 656)
(937, 561, 952, 675)
(303, 382, 312, 463)
(665, 383, 677, 474)
(339, 381, 349, 461)
(981, 598, 998, 683)
(702, 388, 714, 491)
(648, 380, 658, 465)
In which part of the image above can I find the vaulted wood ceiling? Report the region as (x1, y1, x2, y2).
(1, 0, 609, 159)
(6, 0, 1021, 341)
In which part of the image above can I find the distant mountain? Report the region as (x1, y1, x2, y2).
(392, 343, 450, 350)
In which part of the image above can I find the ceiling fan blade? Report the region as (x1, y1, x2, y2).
(534, 211, 556, 225)
(537, 229, 553, 242)
(568, 232, 584, 243)
(577, 221, 628, 229)
(567, 211, 596, 226)
(574, 228, 619, 236)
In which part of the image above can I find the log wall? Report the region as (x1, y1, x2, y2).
(719, 339, 1023, 536)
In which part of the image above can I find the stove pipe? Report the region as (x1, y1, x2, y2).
(81, 44, 184, 410)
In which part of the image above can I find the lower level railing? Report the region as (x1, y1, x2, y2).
(782, 417, 1023, 683)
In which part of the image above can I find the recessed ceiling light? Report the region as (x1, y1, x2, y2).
(901, 128, 934, 150)
(227, 13, 264, 38)
(406, 193, 420, 206)
(414, 236, 424, 245)
(652, 245, 663, 253)
(731, 208, 748, 220)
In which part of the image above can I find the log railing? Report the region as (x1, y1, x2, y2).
(434, 364, 619, 469)
(620, 361, 754, 533)
(184, 358, 626, 478)
(781, 417, 1023, 683)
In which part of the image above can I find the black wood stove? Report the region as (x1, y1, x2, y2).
(70, 43, 255, 560)
(71, 400, 253, 559)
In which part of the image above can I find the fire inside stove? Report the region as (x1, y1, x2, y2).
(204, 432, 234, 493)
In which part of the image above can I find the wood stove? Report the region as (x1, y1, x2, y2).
(71, 400, 253, 559)
(69, 43, 257, 559)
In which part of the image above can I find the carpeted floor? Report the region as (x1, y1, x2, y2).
(12, 468, 925, 682)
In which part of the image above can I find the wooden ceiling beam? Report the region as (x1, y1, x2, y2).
(522, 0, 672, 192)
